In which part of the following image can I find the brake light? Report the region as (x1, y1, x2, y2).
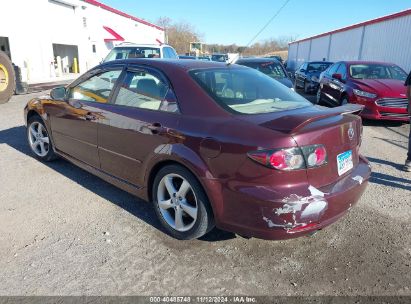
(301, 145, 327, 168)
(248, 144, 327, 170)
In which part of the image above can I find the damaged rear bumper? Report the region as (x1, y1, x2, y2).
(213, 156, 371, 240)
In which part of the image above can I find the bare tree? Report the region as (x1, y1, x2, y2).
(156, 17, 202, 54)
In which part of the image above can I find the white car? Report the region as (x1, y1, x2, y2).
(103, 43, 178, 62)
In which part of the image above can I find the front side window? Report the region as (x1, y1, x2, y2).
(241, 61, 286, 79)
(336, 63, 347, 80)
(190, 68, 311, 115)
(163, 47, 178, 59)
(104, 47, 161, 62)
(113, 69, 177, 112)
(349, 64, 407, 80)
(68, 70, 122, 103)
(327, 63, 340, 76)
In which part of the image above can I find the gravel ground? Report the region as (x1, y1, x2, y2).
(0, 91, 410, 296)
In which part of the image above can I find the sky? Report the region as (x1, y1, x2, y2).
(102, 0, 411, 45)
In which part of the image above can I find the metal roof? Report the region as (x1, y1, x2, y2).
(289, 8, 411, 45)
(83, 0, 164, 31)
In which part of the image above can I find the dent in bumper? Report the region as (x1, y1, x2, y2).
(262, 185, 328, 231)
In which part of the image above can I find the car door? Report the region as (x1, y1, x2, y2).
(49, 67, 123, 168)
(97, 65, 181, 187)
(321, 63, 340, 105)
(328, 63, 348, 104)
(295, 63, 307, 87)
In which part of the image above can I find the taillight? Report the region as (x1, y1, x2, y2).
(247, 144, 327, 171)
(301, 145, 327, 168)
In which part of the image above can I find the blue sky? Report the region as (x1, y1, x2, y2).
(103, 0, 411, 45)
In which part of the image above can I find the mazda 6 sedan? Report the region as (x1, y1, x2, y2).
(24, 59, 371, 240)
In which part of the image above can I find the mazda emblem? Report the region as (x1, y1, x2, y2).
(348, 126, 355, 140)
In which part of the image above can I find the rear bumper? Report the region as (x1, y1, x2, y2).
(205, 156, 371, 240)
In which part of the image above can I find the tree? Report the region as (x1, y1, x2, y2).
(156, 17, 202, 54)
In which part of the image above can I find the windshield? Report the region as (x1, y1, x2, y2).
(307, 62, 332, 73)
(104, 47, 161, 62)
(240, 61, 287, 79)
(190, 68, 311, 115)
(349, 64, 407, 80)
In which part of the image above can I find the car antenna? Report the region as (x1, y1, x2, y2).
(226, 0, 291, 66)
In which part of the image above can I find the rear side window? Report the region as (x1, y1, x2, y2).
(68, 70, 122, 103)
(113, 69, 178, 112)
(190, 68, 311, 115)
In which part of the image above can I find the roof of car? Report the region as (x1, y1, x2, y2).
(99, 58, 245, 71)
(236, 57, 282, 63)
(113, 43, 172, 48)
(306, 61, 333, 64)
(339, 60, 397, 66)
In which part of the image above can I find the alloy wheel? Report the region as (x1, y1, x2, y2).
(28, 121, 50, 157)
(157, 173, 198, 232)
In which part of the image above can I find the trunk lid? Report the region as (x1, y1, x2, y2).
(239, 104, 364, 188)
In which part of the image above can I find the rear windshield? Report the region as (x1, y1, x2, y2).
(307, 62, 332, 72)
(104, 47, 161, 62)
(190, 68, 311, 115)
(349, 64, 407, 80)
(211, 54, 228, 62)
(239, 61, 286, 79)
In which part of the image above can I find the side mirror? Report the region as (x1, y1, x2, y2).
(332, 73, 343, 81)
(50, 86, 66, 100)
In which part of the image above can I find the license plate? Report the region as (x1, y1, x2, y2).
(337, 150, 353, 176)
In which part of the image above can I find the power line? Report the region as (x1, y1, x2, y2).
(244, 0, 292, 49)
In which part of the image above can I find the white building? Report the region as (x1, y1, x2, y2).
(0, 0, 165, 84)
(287, 9, 411, 73)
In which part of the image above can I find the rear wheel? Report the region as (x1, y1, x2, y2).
(0, 51, 16, 104)
(27, 116, 57, 161)
(152, 165, 214, 240)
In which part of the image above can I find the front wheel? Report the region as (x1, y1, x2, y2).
(152, 165, 215, 240)
(27, 116, 57, 161)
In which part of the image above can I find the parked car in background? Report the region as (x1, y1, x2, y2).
(236, 57, 293, 89)
(103, 43, 178, 62)
(178, 55, 197, 60)
(266, 55, 284, 64)
(211, 53, 228, 62)
(317, 61, 409, 121)
(24, 59, 370, 241)
(295, 61, 333, 94)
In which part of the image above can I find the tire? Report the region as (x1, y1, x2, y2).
(27, 116, 58, 162)
(340, 96, 349, 106)
(152, 164, 215, 240)
(0, 51, 16, 104)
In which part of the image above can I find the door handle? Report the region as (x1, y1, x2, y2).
(147, 122, 163, 134)
(85, 113, 97, 121)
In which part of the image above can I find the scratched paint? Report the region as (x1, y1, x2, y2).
(262, 185, 328, 230)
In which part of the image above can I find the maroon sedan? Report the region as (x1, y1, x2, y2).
(317, 61, 409, 121)
(24, 59, 371, 240)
